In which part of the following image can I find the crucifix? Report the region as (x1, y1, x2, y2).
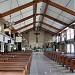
(34, 31, 40, 43)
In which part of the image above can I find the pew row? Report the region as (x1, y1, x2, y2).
(0, 51, 32, 75)
(44, 51, 75, 72)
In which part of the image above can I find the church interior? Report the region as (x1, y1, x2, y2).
(0, 0, 75, 75)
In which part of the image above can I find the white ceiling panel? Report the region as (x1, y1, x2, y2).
(0, 0, 18, 13)
(18, 25, 33, 33)
(50, 0, 70, 7)
(53, 22, 65, 29)
(43, 17, 65, 29)
(25, 18, 33, 25)
(22, 10, 33, 18)
(37, 2, 42, 14)
(58, 15, 72, 24)
(0, 0, 33, 13)
(46, 9, 59, 18)
(48, 5, 62, 14)
(66, 0, 75, 11)
(39, 15, 43, 21)
(13, 21, 25, 29)
(43, 17, 54, 25)
(17, 0, 33, 6)
(21, 6, 33, 13)
(37, 2, 46, 14)
(59, 11, 75, 21)
(9, 15, 21, 22)
(42, 25, 58, 33)
(36, 15, 40, 22)
(4, 7, 33, 22)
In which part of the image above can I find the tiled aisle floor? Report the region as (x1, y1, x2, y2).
(29, 52, 75, 75)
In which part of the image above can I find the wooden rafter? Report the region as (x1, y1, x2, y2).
(41, 27, 55, 35)
(40, 0, 49, 27)
(15, 14, 34, 25)
(41, 22, 61, 31)
(69, 20, 75, 25)
(15, 21, 61, 32)
(0, 14, 2, 18)
(43, 14, 69, 27)
(21, 28, 33, 33)
(43, 0, 75, 16)
(57, 20, 75, 34)
(16, 22, 38, 31)
(41, 27, 56, 34)
(11, 29, 17, 33)
(33, 0, 37, 29)
(16, 21, 60, 33)
(14, 14, 69, 27)
(1, 0, 42, 18)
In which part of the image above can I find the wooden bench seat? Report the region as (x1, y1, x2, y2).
(44, 51, 75, 72)
(0, 51, 32, 75)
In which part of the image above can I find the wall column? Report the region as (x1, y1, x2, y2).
(8, 43, 11, 52)
(1, 42, 4, 53)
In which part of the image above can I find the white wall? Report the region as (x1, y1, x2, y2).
(21, 33, 29, 47)
(29, 30, 37, 48)
(22, 30, 52, 48)
(28, 31, 45, 48)
(44, 32, 53, 43)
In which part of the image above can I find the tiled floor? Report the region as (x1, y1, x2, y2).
(29, 52, 75, 75)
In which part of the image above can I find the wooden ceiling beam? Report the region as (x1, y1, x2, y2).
(33, 0, 37, 29)
(14, 14, 69, 28)
(40, 0, 49, 27)
(15, 14, 34, 25)
(14, 14, 69, 27)
(57, 20, 75, 34)
(41, 22, 61, 31)
(21, 28, 33, 33)
(16, 22, 38, 31)
(41, 27, 55, 35)
(41, 27, 56, 34)
(69, 20, 75, 26)
(43, 14, 69, 27)
(1, 0, 42, 18)
(43, 0, 75, 16)
(0, 14, 2, 18)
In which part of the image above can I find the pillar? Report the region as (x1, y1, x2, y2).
(65, 30, 67, 52)
(8, 43, 11, 52)
(1, 42, 4, 53)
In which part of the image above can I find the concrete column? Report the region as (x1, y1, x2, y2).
(65, 30, 67, 52)
(1, 42, 4, 52)
(8, 43, 11, 52)
(1, 23, 4, 33)
(13, 33, 15, 40)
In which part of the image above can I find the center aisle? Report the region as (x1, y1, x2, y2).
(29, 52, 75, 75)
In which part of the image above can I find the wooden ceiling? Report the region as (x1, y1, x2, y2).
(0, 0, 75, 34)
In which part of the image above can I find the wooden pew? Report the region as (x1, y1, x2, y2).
(0, 51, 32, 75)
(70, 59, 75, 72)
(44, 51, 75, 72)
(0, 62, 28, 75)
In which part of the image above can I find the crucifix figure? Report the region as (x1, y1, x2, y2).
(34, 32, 40, 43)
